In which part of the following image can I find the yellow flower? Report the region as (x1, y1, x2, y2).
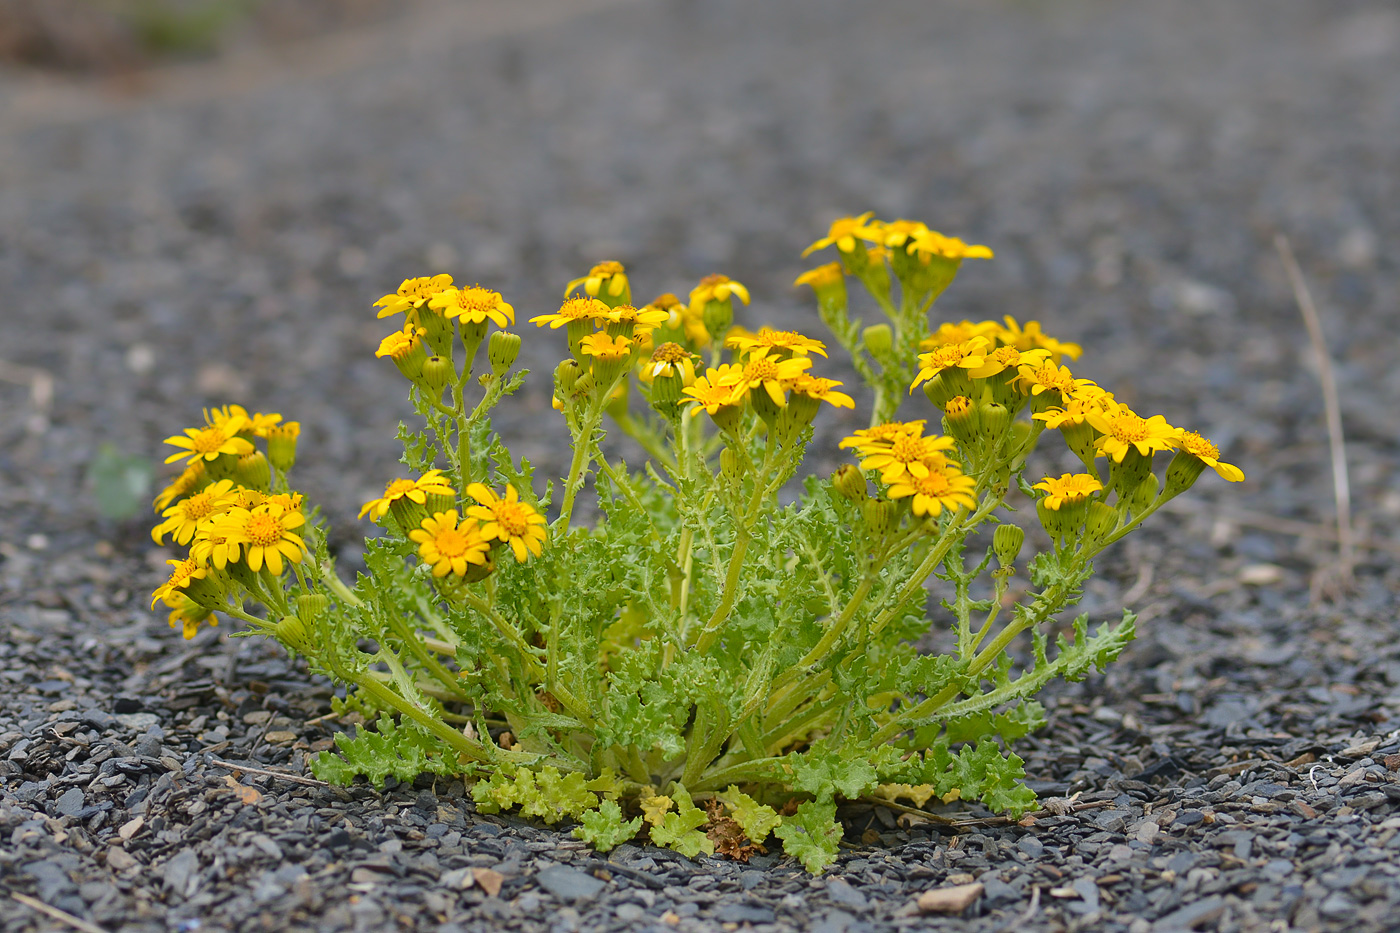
(203, 404, 283, 437)
(579, 332, 634, 361)
(789, 374, 854, 409)
(888, 466, 977, 517)
(859, 432, 958, 484)
(152, 478, 237, 546)
(1178, 432, 1245, 482)
(793, 263, 844, 290)
(1085, 403, 1180, 463)
(565, 261, 629, 299)
(910, 337, 992, 389)
(726, 327, 828, 359)
(874, 218, 930, 249)
(166, 595, 217, 641)
(680, 368, 744, 418)
(465, 484, 547, 562)
(1032, 389, 1114, 429)
(1032, 473, 1104, 510)
(428, 285, 515, 328)
(920, 320, 1001, 350)
(969, 345, 1050, 380)
(644, 342, 698, 383)
(1017, 362, 1098, 398)
(358, 470, 456, 521)
(905, 229, 994, 261)
(838, 420, 928, 455)
(230, 486, 267, 510)
(601, 303, 670, 334)
(802, 212, 877, 257)
(163, 418, 255, 465)
(409, 510, 491, 578)
(995, 317, 1082, 362)
(530, 296, 611, 329)
(153, 460, 206, 512)
(374, 274, 454, 318)
(717, 348, 811, 407)
(375, 323, 426, 359)
(150, 557, 212, 610)
(690, 273, 751, 309)
(209, 502, 306, 574)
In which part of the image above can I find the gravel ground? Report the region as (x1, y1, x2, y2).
(3, 1, 1400, 931)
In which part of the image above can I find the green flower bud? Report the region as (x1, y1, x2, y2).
(295, 593, 328, 623)
(488, 331, 521, 375)
(862, 498, 899, 536)
(1108, 448, 1154, 497)
(1085, 501, 1120, 541)
(979, 401, 1011, 443)
(832, 464, 868, 502)
(1163, 449, 1208, 498)
(1060, 420, 1099, 468)
(720, 447, 742, 483)
(556, 359, 583, 396)
(234, 451, 271, 491)
(1127, 473, 1160, 515)
(389, 497, 429, 536)
(275, 614, 314, 656)
(418, 356, 454, 400)
(701, 300, 734, 343)
(265, 423, 300, 474)
(993, 524, 1025, 569)
(862, 323, 893, 358)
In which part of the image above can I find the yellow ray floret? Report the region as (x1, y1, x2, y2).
(790, 374, 855, 409)
(150, 557, 210, 610)
(358, 470, 456, 521)
(565, 261, 629, 299)
(410, 510, 491, 578)
(838, 420, 928, 456)
(204, 404, 283, 437)
(995, 317, 1082, 362)
(680, 368, 745, 417)
(644, 342, 698, 383)
(910, 337, 992, 390)
(466, 484, 548, 562)
(690, 274, 750, 308)
(905, 229, 994, 262)
(859, 433, 959, 484)
(726, 327, 828, 359)
(602, 303, 670, 333)
(1178, 432, 1245, 482)
(152, 478, 237, 546)
(1085, 403, 1181, 463)
(1017, 362, 1098, 398)
(579, 332, 635, 362)
(153, 460, 207, 512)
(163, 417, 255, 465)
(1032, 473, 1104, 510)
(793, 263, 844, 290)
(888, 466, 977, 517)
(802, 212, 877, 257)
(207, 503, 306, 575)
(376, 324, 426, 359)
(530, 296, 611, 329)
(428, 285, 515, 328)
(717, 348, 811, 407)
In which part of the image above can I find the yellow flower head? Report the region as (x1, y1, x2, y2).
(166, 595, 217, 641)
(150, 557, 211, 610)
(429, 285, 515, 328)
(1017, 362, 1097, 398)
(802, 212, 877, 257)
(602, 303, 670, 333)
(565, 261, 629, 299)
(838, 420, 928, 455)
(153, 460, 207, 512)
(680, 367, 745, 418)
(230, 486, 267, 510)
(888, 466, 977, 518)
(1086, 403, 1181, 463)
(208, 502, 306, 575)
(920, 320, 1002, 350)
(645, 342, 698, 384)
(1032, 391, 1114, 429)
(910, 337, 993, 389)
(789, 374, 854, 409)
(905, 229, 994, 262)
(726, 327, 828, 359)
(876, 219, 930, 249)
(969, 345, 1050, 381)
(579, 332, 634, 362)
(375, 274, 454, 318)
(152, 478, 237, 546)
(358, 470, 456, 521)
(465, 484, 548, 562)
(204, 405, 283, 437)
(1032, 473, 1104, 510)
(793, 263, 844, 290)
(996, 316, 1082, 362)
(859, 431, 959, 485)
(530, 296, 611, 329)
(409, 510, 491, 578)
(376, 323, 426, 360)
(163, 418, 255, 465)
(718, 348, 812, 408)
(1178, 432, 1245, 482)
(690, 274, 751, 309)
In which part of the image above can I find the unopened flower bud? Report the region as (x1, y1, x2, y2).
(942, 395, 979, 449)
(556, 359, 583, 396)
(275, 614, 315, 656)
(979, 401, 1011, 442)
(1060, 420, 1099, 468)
(862, 498, 900, 536)
(720, 447, 742, 483)
(993, 523, 1025, 569)
(234, 451, 271, 491)
(862, 323, 893, 358)
(419, 356, 454, 399)
(1085, 501, 1119, 541)
(1108, 448, 1153, 497)
(488, 331, 521, 375)
(922, 373, 956, 410)
(750, 383, 784, 427)
(832, 464, 868, 502)
(390, 499, 430, 536)
(1036, 498, 1070, 545)
(295, 593, 329, 623)
(265, 422, 300, 473)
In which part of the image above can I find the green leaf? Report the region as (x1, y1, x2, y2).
(773, 799, 842, 873)
(573, 800, 643, 851)
(716, 787, 781, 843)
(1056, 611, 1136, 682)
(648, 784, 714, 859)
(310, 715, 461, 788)
(469, 766, 598, 824)
(89, 444, 152, 521)
(790, 741, 881, 802)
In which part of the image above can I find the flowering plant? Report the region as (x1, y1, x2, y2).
(150, 216, 1242, 871)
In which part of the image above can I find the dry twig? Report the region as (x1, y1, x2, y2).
(208, 758, 328, 787)
(10, 892, 106, 933)
(1274, 235, 1354, 597)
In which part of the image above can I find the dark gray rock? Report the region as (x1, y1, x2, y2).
(534, 865, 605, 903)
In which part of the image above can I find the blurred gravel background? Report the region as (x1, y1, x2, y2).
(2, 1, 1400, 931)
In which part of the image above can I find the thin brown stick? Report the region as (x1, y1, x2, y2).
(1275, 235, 1354, 590)
(11, 892, 107, 933)
(208, 758, 328, 787)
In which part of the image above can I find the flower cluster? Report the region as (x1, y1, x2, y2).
(151, 406, 304, 639)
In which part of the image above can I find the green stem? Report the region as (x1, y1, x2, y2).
(556, 395, 606, 534)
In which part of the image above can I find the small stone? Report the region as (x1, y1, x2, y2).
(440, 868, 475, 889)
(243, 711, 272, 725)
(119, 817, 144, 841)
(107, 848, 138, 872)
(1156, 894, 1224, 929)
(1072, 877, 1100, 912)
(535, 865, 605, 902)
(917, 883, 983, 914)
(264, 731, 298, 745)
(116, 712, 158, 732)
(473, 868, 504, 897)
(55, 787, 85, 817)
(826, 877, 868, 909)
(1135, 821, 1160, 845)
(1318, 893, 1356, 919)
(162, 849, 200, 899)
(1291, 800, 1317, 819)
(1175, 809, 1205, 827)
(133, 735, 163, 758)
(351, 867, 386, 884)
(1017, 835, 1045, 859)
